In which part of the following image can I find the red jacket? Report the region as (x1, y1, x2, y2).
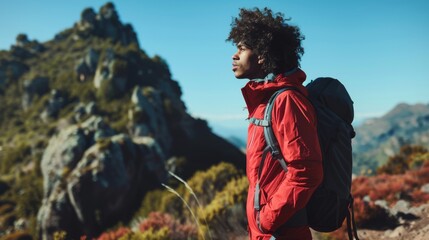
(242, 69, 323, 240)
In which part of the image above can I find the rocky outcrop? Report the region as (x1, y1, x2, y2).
(35, 85, 245, 238)
(74, 2, 139, 46)
(0, 2, 246, 239)
(129, 86, 172, 155)
(11, 34, 45, 59)
(37, 116, 167, 239)
(93, 49, 128, 98)
(75, 48, 100, 82)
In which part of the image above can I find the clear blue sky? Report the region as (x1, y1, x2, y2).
(1, 0, 428, 139)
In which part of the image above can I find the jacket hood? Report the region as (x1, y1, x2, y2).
(241, 68, 308, 116)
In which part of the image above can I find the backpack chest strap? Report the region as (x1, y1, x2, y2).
(249, 117, 270, 127)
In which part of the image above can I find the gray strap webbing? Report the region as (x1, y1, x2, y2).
(249, 117, 270, 127)
(254, 182, 261, 210)
(263, 88, 296, 172)
(254, 146, 270, 211)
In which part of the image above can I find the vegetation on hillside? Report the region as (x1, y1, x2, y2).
(0, 32, 171, 236)
(71, 162, 248, 240)
(328, 145, 429, 239)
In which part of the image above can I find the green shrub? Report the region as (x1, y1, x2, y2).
(186, 162, 239, 203)
(377, 145, 429, 174)
(198, 175, 247, 223)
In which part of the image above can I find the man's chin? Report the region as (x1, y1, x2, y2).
(234, 73, 247, 79)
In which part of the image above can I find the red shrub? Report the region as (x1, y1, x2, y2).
(138, 212, 197, 239)
(97, 227, 131, 240)
(352, 166, 429, 206)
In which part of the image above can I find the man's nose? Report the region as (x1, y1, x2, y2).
(232, 51, 239, 60)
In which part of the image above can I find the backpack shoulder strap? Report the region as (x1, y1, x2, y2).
(263, 86, 302, 172)
(262, 86, 309, 233)
(250, 87, 301, 212)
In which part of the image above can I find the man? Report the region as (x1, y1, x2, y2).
(228, 8, 323, 240)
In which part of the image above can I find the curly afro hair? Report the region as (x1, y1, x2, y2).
(227, 7, 305, 74)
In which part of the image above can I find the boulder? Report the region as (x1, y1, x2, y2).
(37, 116, 167, 239)
(129, 86, 172, 155)
(77, 7, 97, 32)
(93, 49, 127, 98)
(40, 125, 90, 197)
(15, 34, 30, 47)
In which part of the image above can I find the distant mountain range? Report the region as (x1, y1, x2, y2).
(352, 103, 429, 174)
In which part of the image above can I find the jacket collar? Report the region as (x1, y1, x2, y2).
(241, 68, 308, 116)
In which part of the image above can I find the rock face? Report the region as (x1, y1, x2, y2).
(93, 48, 128, 98)
(130, 86, 172, 155)
(75, 48, 100, 82)
(37, 116, 166, 239)
(75, 2, 139, 46)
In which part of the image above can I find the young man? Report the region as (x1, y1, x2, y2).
(228, 8, 323, 240)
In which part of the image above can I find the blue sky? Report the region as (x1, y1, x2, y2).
(1, 0, 428, 139)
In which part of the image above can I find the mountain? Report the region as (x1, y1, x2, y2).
(0, 2, 244, 239)
(353, 102, 429, 174)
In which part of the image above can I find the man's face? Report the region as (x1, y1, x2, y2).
(232, 42, 265, 79)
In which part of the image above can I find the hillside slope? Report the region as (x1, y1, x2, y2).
(353, 103, 429, 174)
(0, 2, 244, 238)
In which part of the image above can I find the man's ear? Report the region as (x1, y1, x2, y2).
(257, 56, 265, 65)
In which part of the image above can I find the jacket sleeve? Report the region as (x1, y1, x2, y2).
(259, 91, 323, 232)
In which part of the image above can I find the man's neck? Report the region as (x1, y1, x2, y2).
(250, 73, 274, 82)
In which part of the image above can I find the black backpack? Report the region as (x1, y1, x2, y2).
(255, 77, 359, 239)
